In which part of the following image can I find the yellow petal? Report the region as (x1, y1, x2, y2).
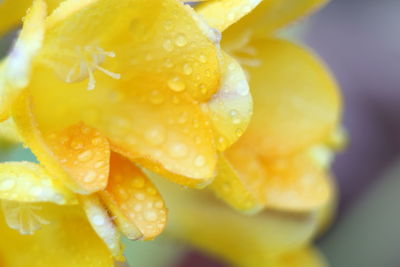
(0, 161, 76, 204)
(209, 153, 261, 213)
(235, 38, 340, 157)
(218, 0, 328, 51)
(205, 52, 252, 151)
(196, 0, 262, 32)
(100, 153, 167, 240)
(0, 203, 114, 267)
(0, 0, 46, 122)
(80, 195, 124, 260)
(45, 122, 111, 194)
(0, 0, 64, 36)
(226, 144, 333, 211)
(158, 178, 321, 265)
(0, 118, 21, 143)
(20, 0, 222, 186)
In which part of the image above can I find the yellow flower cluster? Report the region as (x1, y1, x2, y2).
(0, 0, 343, 266)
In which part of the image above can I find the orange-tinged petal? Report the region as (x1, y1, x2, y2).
(226, 144, 333, 211)
(101, 153, 167, 240)
(80, 195, 124, 260)
(235, 38, 340, 157)
(209, 154, 261, 213)
(196, 0, 262, 32)
(0, 0, 46, 122)
(0, 161, 76, 204)
(12, 94, 110, 194)
(21, 0, 221, 186)
(45, 122, 110, 194)
(0, 203, 114, 267)
(205, 52, 252, 151)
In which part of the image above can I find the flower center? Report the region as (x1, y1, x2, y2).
(2, 200, 49, 235)
(64, 46, 121, 90)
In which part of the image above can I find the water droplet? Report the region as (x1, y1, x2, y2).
(175, 34, 187, 47)
(164, 20, 173, 30)
(235, 128, 243, 137)
(177, 112, 188, 124)
(146, 187, 156, 195)
(194, 155, 206, 167)
(155, 201, 164, 209)
(199, 83, 207, 94)
(92, 137, 103, 146)
(78, 150, 93, 162)
(71, 140, 83, 150)
(94, 161, 105, 169)
(199, 54, 207, 63)
(134, 204, 142, 212)
(163, 39, 174, 52)
(149, 90, 165, 105)
(163, 58, 174, 68)
(168, 143, 188, 158)
(229, 109, 241, 124)
(83, 170, 97, 183)
(167, 76, 186, 92)
(144, 126, 165, 146)
(132, 177, 145, 188)
(135, 192, 145, 201)
(182, 63, 192, 75)
(144, 210, 158, 222)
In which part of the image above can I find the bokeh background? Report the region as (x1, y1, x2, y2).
(1, 0, 400, 266)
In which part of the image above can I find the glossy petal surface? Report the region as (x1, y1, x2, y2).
(45, 123, 110, 194)
(20, 0, 222, 186)
(0, 161, 76, 204)
(235, 38, 340, 157)
(101, 153, 167, 240)
(196, 0, 262, 32)
(220, 38, 339, 211)
(205, 52, 252, 151)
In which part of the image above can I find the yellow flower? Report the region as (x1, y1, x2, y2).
(132, 0, 342, 266)
(0, 0, 252, 264)
(0, 0, 344, 266)
(196, 0, 343, 213)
